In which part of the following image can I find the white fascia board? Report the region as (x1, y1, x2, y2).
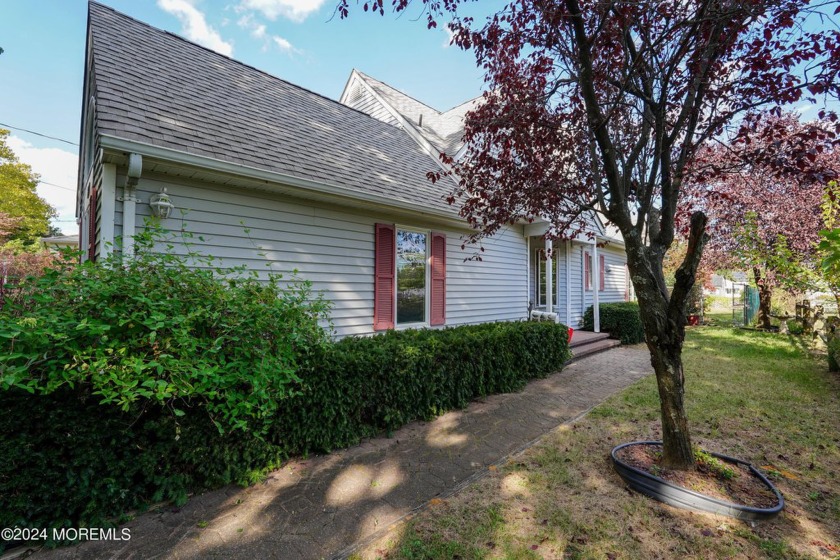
(99, 134, 465, 226)
(523, 217, 625, 246)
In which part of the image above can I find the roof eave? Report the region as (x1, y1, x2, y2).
(99, 134, 464, 224)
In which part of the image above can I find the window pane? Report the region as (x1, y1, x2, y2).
(397, 230, 426, 324)
(536, 250, 557, 307)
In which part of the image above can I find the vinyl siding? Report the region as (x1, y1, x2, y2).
(119, 173, 528, 337)
(342, 79, 400, 128)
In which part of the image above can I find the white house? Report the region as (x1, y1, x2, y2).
(77, 2, 632, 338)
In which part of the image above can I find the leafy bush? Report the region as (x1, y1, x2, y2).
(0, 246, 73, 308)
(0, 388, 286, 549)
(1, 231, 570, 546)
(786, 319, 805, 335)
(0, 228, 330, 434)
(583, 302, 645, 344)
(274, 321, 572, 454)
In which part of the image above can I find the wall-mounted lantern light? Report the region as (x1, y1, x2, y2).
(149, 188, 174, 219)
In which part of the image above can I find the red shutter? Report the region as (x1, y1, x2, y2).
(584, 251, 591, 291)
(373, 223, 395, 331)
(599, 254, 605, 291)
(88, 186, 98, 263)
(430, 232, 446, 326)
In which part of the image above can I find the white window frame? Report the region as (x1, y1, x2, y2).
(534, 248, 558, 308)
(394, 226, 431, 328)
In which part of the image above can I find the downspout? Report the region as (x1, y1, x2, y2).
(121, 153, 142, 260)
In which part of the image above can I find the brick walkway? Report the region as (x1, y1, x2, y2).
(36, 346, 652, 560)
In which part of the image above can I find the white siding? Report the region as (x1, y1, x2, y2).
(120, 173, 528, 337)
(447, 227, 528, 325)
(343, 80, 400, 127)
(567, 242, 628, 329)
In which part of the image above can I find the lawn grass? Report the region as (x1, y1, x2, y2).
(353, 325, 840, 560)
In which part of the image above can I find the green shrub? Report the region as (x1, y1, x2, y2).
(828, 334, 840, 372)
(0, 227, 330, 434)
(274, 321, 572, 454)
(0, 388, 285, 548)
(1, 231, 570, 548)
(786, 319, 805, 335)
(583, 302, 645, 344)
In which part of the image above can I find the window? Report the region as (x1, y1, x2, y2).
(535, 249, 557, 307)
(396, 229, 427, 325)
(584, 251, 593, 291)
(374, 224, 446, 330)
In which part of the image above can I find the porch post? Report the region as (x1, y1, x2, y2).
(545, 238, 553, 314)
(566, 239, 572, 326)
(593, 241, 600, 332)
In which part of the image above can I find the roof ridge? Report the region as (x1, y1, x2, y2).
(88, 1, 376, 122)
(442, 95, 482, 115)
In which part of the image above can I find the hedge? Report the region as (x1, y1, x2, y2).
(583, 302, 645, 344)
(1, 319, 570, 548)
(274, 321, 572, 454)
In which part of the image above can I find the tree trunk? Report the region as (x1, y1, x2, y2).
(753, 267, 773, 330)
(629, 270, 695, 469)
(622, 212, 708, 470)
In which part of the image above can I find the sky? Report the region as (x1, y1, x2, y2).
(0, 0, 499, 234)
(1, 1, 835, 236)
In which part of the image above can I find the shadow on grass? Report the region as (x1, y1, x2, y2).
(355, 327, 840, 560)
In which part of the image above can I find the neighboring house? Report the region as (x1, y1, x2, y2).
(77, 2, 631, 337)
(709, 273, 747, 297)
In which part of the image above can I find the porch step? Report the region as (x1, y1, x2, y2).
(569, 337, 621, 361)
(569, 331, 611, 348)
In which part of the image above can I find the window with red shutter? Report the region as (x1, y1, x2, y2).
(373, 223, 396, 331)
(430, 232, 446, 326)
(599, 254, 605, 291)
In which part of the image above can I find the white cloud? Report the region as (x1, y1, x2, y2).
(238, 0, 326, 23)
(237, 13, 267, 39)
(442, 24, 456, 48)
(7, 136, 79, 235)
(157, 0, 234, 56)
(238, 12, 298, 54)
(272, 35, 294, 52)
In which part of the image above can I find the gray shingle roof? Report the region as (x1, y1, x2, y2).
(355, 71, 479, 155)
(87, 2, 456, 215)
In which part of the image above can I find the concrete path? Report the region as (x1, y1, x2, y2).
(36, 346, 652, 560)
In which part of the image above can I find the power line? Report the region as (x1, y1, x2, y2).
(0, 122, 79, 146)
(38, 180, 76, 192)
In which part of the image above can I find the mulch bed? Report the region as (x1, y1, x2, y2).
(616, 443, 780, 509)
